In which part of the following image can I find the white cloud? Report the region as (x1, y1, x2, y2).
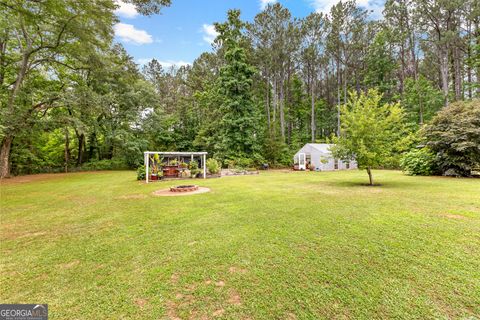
(114, 23, 153, 45)
(311, 0, 384, 18)
(201, 24, 219, 44)
(259, 0, 277, 9)
(114, 0, 139, 18)
(311, 0, 344, 14)
(137, 58, 191, 68)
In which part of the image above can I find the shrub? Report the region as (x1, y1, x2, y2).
(81, 158, 128, 171)
(206, 158, 220, 174)
(189, 160, 199, 170)
(189, 161, 201, 177)
(423, 99, 480, 176)
(137, 165, 146, 180)
(236, 157, 254, 169)
(400, 148, 438, 176)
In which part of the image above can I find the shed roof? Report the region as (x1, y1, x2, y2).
(294, 143, 335, 158)
(307, 143, 334, 153)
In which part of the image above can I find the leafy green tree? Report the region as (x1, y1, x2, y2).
(423, 99, 480, 176)
(363, 30, 397, 98)
(402, 76, 444, 126)
(331, 89, 405, 185)
(0, 0, 116, 177)
(213, 10, 260, 162)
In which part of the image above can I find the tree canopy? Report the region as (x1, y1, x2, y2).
(331, 89, 405, 185)
(1, 0, 479, 177)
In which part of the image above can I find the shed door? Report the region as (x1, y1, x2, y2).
(298, 153, 306, 170)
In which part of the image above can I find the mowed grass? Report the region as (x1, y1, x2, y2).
(1, 170, 479, 319)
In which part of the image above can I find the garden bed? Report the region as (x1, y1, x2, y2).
(221, 169, 259, 176)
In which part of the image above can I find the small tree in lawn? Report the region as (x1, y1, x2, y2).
(331, 89, 405, 186)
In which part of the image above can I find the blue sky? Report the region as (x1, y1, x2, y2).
(114, 0, 385, 68)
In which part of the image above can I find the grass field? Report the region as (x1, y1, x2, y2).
(1, 170, 479, 319)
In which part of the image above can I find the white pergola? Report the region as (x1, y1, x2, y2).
(144, 151, 208, 183)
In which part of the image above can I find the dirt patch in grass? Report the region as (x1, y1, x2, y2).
(228, 290, 242, 306)
(215, 280, 225, 287)
(175, 293, 184, 299)
(170, 273, 180, 284)
(134, 298, 148, 308)
(18, 231, 47, 239)
(0, 171, 107, 185)
(59, 260, 80, 269)
(166, 300, 181, 320)
(285, 312, 298, 320)
(441, 213, 466, 220)
(1, 173, 69, 184)
(118, 194, 147, 199)
(185, 284, 197, 292)
(152, 187, 210, 197)
(229, 266, 247, 274)
(1, 227, 47, 241)
(212, 309, 225, 317)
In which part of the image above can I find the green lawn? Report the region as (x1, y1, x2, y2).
(1, 170, 479, 319)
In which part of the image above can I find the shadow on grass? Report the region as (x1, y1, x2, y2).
(325, 179, 418, 189)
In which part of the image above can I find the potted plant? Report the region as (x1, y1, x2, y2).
(181, 169, 191, 178)
(189, 160, 201, 178)
(150, 154, 163, 180)
(150, 164, 159, 180)
(150, 175, 158, 181)
(157, 170, 164, 180)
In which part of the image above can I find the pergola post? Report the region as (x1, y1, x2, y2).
(203, 154, 206, 179)
(145, 152, 149, 184)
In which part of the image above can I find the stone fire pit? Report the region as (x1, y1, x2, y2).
(153, 185, 210, 197)
(170, 185, 199, 192)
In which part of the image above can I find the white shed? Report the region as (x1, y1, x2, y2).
(293, 143, 357, 171)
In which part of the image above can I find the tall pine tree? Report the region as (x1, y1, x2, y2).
(214, 10, 260, 162)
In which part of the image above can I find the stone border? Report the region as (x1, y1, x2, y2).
(152, 187, 211, 197)
(170, 185, 198, 192)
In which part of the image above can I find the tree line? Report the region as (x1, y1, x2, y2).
(1, 0, 479, 178)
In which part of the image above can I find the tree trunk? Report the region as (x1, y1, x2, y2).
(439, 45, 449, 107)
(366, 166, 373, 186)
(0, 135, 13, 178)
(76, 133, 85, 166)
(265, 72, 271, 130)
(400, 42, 405, 95)
(343, 66, 347, 105)
(272, 76, 277, 124)
(311, 79, 315, 142)
(279, 76, 285, 140)
(64, 128, 70, 173)
(476, 21, 480, 97)
(453, 45, 462, 101)
(467, 30, 472, 99)
(336, 58, 341, 137)
(419, 96, 424, 126)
